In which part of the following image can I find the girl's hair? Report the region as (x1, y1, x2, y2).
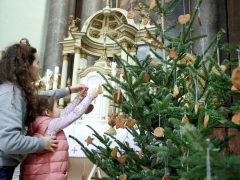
(36, 95, 56, 116)
(0, 43, 37, 125)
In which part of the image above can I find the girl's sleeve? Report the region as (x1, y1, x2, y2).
(45, 96, 93, 135)
(61, 95, 84, 116)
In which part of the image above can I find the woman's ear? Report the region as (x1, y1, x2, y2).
(43, 109, 52, 117)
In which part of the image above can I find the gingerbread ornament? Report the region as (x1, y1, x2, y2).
(178, 14, 191, 24)
(231, 67, 240, 90)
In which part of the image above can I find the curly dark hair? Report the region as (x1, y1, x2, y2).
(0, 43, 38, 125)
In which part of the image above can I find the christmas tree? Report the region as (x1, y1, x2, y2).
(70, 0, 240, 179)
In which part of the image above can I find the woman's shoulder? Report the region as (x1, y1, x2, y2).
(0, 82, 21, 93)
(0, 82, 22, 100)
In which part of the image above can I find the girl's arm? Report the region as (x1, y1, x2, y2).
(61, 87, 88, 116)
(45, 95, 95, 135)
(60, 95, 84, 116)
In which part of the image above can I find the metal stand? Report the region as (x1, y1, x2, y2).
(87, 164, 102, 180)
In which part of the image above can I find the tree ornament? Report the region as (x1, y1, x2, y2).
(153, 127, 164, 137)
(119, 174, 127, 180)
(151, 40, 163, 49)
(180, 145, 185, 155)
(169, 49, 178, 59)
(150, 58, 158, 65)
(115, 117, 126, 129)
(108, 112, 118, 127)
(231, 67, 240, 90)
(198, 69, 206, 88)
(178, 14, 191, 24)
(85, 104, 94, 114)
(149, 0, 157, 10)
(162, 175, 170, 180)
(204, 114, 209, 128)
(105, 126, 117, 135)
(143, 72, 151, 83)
(114, 89, 122, 104)
(82, 174, 87, 180)
(98, 85, 103, 94)
(117, 155, 127, 164)
(231, 112, 240, 125)
(195, 103, 199, 115)
(126, 118, 136, 128)
(144, 33, 151, 39)
(211, 65, 227, 76)
(138, 150, 142, 160)
(197, 15, 202, 26)
(178, 53, 196, 65)
(111, 148, 118, 158)
(85, 136, 94, 145)
(181, 114, 189, 124)
(173, 84, 179, 97)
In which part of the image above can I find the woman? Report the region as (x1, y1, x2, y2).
(0, 43, 85, 180)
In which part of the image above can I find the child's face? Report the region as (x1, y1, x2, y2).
(49, 101, 61, 118)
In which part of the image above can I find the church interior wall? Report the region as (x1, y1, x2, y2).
(0, 0, 49, 69)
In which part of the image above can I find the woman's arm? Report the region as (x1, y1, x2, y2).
(37, 88, 67, 99)
(37, 84, 88, 99)
(0, 86, 45, 154)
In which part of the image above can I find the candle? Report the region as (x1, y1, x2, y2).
(53, 66, 59, 89)
(217, 47, 220, 65)
(46, 69, 51, 90)
(111, 61, 117, 76)
(237, 49, 240, 67)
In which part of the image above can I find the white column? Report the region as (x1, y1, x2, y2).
(121, 41, 128, 61)
(71, 48, 81, 100)
(59, 54, 69, 107)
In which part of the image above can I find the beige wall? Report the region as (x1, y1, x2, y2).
(0, 0, 49, 66)
(68, 157, 106, 180)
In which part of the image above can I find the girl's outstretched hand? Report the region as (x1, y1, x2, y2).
(88, 88, 98, 98)
(79, 86, 88, 97)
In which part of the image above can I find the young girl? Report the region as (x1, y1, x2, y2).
(20, 88, 98, 180)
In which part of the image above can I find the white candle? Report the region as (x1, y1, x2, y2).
(217, 47, 220, 65)
(237, 49, 240, 67)
(111, 61, 117, 76)
(54, 66, 59, 74)
(53, 66, 59, 89)
(46, 69, 51, 90)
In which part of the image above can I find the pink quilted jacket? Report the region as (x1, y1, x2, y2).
(20, 116, 69, 180)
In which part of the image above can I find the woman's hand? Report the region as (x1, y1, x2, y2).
(69, 84, 88, 95)
(43, 135, 58, 152)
